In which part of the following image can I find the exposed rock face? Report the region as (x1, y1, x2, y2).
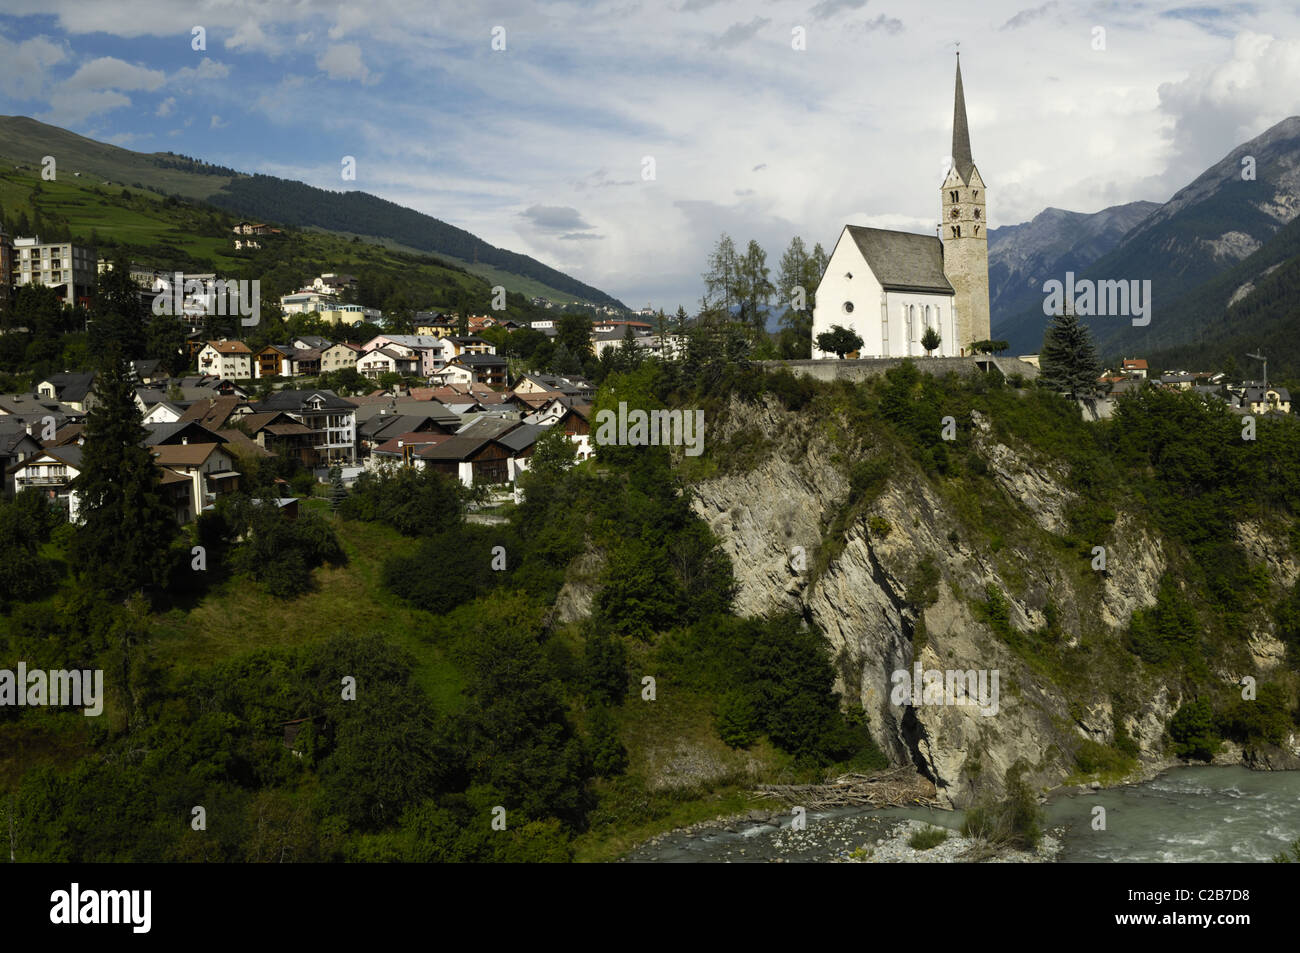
(553, 548, 605, 624)
(969, 409, 1072, 534)
(684, 395, 1286, 807)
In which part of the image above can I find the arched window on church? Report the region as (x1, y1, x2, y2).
(905, 304, 914, 351)
(973, 225, 980, 236)
(924, 304, 931, 330)
(951, 225, 961, 238)
(949, 190, 959, 203)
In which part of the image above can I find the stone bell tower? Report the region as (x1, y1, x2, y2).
(940, 53, 991, 353)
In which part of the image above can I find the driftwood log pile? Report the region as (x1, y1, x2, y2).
(752, 766, 938, 809)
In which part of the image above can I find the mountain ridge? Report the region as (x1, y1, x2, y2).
(0, 115, 625, 309)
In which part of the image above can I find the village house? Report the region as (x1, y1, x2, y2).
(36, 372, 97, 413)
(321, 341, 362, 373)
(360, 334, 446, 377)
(1235, 385, 1292, 415)
(150, 442, 240, 515)
(254, 344, 295, 379)
(1121, 358, 1148, 379)
(431, 353, 508, 388)
(252, 390, 358, 464)
(0, 421, 44, 496)
(235, 411, 317, 465)
(197, 340, 254, 379)
(9, 445, 84, 519)
(358, 345, 420, 379)
(512, 373, 595, 400)
(317, 304, 381, 326)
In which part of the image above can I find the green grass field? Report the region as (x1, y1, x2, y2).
(150, 517, 466, 714)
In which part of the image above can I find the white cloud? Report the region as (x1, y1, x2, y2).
(41, 88, 131, 123)
(62, 56, 165, 91)
(316, 43, 375, 83)
(170, 57, 230, 87)
(156, 95, 176, 116)
(1154, 31, 1300, 190)
(0, 34, 67, 99)
(210, 114, 227, 129)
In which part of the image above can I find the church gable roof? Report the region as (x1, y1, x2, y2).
(844, 226, 954, 295)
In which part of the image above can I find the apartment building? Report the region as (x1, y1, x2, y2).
(11, 236, 97, 307)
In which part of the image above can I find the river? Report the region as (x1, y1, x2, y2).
(623, 766, 1300, 863)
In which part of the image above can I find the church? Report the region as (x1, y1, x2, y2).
(811, 55, 991, 359)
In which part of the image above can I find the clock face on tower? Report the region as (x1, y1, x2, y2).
(950, 208, 960, 220)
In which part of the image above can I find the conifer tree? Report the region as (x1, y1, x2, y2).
(90, 255, 147, 361)
(70, 348, 178, 597)
(1039, 309, 1102, 399)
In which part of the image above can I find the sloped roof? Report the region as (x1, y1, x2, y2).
(178, 395, 243, 429)
(456, 415, 520, 440)
(205, 340, 253, 354)
(145, 420, 227, 446)
(151, 442, 226, 467)
(216, 428, 275, 457)
(417, 434, 494, 461)
(374, 432, 451, 455)
(844, 225, 955, 295)
(496, 424, 545, 453)
(42, 372, 96, 403)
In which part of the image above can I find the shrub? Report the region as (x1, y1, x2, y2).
(1168, 700, 1221, 761)
(715, 689, 759, 748)
(1074, 739, 1134, 775)
(908, 825, 949, 850)
(587, 706, 628, 778)
(961, 762, 1043, 850)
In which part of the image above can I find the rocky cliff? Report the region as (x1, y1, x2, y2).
(687, 395, 1300, 806)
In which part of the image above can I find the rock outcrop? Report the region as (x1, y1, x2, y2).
(686, 395, 1284, 807)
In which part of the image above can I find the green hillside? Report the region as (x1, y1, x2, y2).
(0, 164, 516, 320)
(0, 115, 622, 308)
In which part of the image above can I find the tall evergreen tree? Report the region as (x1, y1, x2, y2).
(702, 233, 741, 313)
(737, 239, 774, 333)
(70, 349, 178, 597)
(1039, 309, 1102, 399)
(90, 256, 147, 361)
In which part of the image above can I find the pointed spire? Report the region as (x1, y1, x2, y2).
(952, 52, 974, 182)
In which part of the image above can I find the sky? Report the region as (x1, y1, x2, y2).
(2, 1, 1299, 311)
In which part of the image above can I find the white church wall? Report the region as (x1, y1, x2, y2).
(811, 230, 884, 358)
(883, 292, 959, 358)
(811, 228, 958, 359)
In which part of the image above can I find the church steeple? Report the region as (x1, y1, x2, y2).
(952, 53, 974, 183)
(941, 51, 990, 354)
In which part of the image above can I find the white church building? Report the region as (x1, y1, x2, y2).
(812, 55, 991, 360)
(811, 226, 960, 358)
